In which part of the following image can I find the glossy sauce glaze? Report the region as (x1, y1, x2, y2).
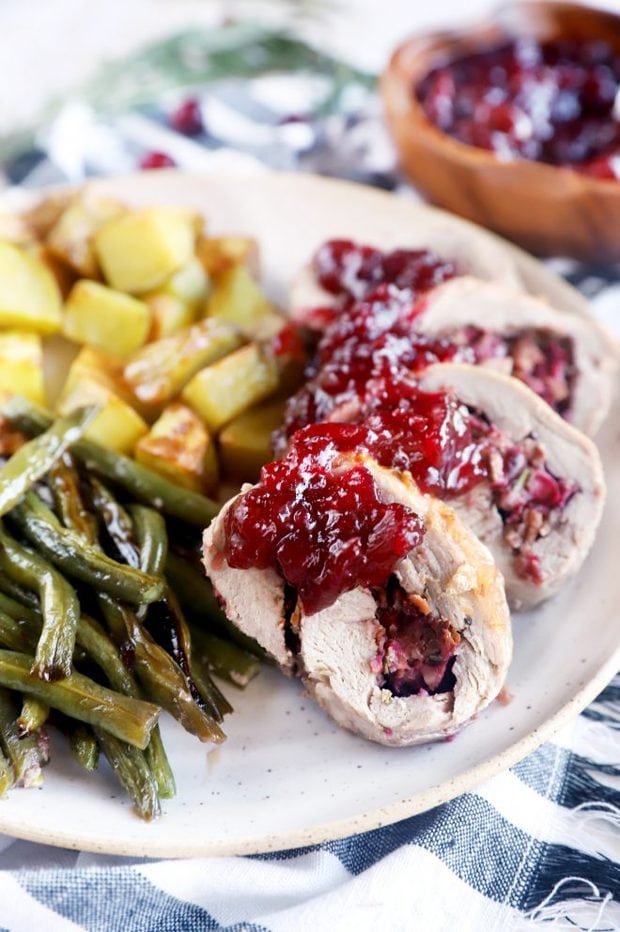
(309, 239, 459, 318)
(417, 37, 620, 179)
(223, 425, 425, 615)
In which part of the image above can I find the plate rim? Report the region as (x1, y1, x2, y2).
(0, 168, 615, 858)
(0, 643, 617, 859)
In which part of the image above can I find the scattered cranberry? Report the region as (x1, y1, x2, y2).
(169, 97, 204, 136)
(271, 323, 306, 361)
(139, 151, 176, 170)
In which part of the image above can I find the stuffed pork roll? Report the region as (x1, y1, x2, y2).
(289, 240, 616, 435)
(203, 429, 511, 746)
(411, 364, 606, 609)
(409, 277, 617, 435)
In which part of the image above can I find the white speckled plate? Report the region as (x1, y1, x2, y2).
(1, 171, 618, 858)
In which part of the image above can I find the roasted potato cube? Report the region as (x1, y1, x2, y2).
(0, 331, 45, 405)
(182, 343, 279, 433)
(57, 377, 148, 454)
(0, 242, 62, 334)
(63, 279, 150, 356)
(123, 318, 243, 408)
(145, 257, 210, 340)
(165, 256, 210, 307)
(147, 294, 197, 341)
(219, 400, 285, 480)
(61, 344, 131, 397)
(94, 208, 196, 293)
(25, 242, 76, 299)
(47, 192, 125, 278)
(135, 402, 218, 493)
(205, 264, 280, 336)
(21, 194, 70, 240)
(197, 236, 259, 277)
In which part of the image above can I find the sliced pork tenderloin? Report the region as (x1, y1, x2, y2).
(413, 276, 617, 435)
(417, 364, 606, 609)
(203, 457, 511, 747)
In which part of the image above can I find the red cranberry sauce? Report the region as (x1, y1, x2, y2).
(280, 329, 463, 446)
(278, 284, 468, 450)
(310, 239, 459, 317)
(222, 426, 426, 615)
(417, 37, 620, 178)
(139, 151, 176, 170)
(285, 381, 577, 583)
(448, 326, 576, 415)
(372, 578, 460, 696)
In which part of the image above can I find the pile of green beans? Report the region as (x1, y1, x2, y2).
(0, 397, 261, 820)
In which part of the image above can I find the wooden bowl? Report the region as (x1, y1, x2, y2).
(381, 1, 620, 262)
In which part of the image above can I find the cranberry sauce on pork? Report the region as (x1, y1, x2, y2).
(311, 239, 459, 314)
(222, 426, 425, 615)
(220, 427, 466, 699)
(281, 378, 578, 587)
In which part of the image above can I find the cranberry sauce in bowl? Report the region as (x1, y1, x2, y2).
(417, 37, 620, 179)
(222, 425, 425, 615)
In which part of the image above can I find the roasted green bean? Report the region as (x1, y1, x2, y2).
(0, 575, 39, 611)
(0, 406, 96, 518)
(131, 505, 168, 578)
(186, 651, 232, 722)
(11, 492, 164, 606)
(0, 591, 40, 625)
(0, 651, 160, 749)
(0, 687, 44, 787)
(144, 726, 175, 800)
(109, 602, 224, 744)
(70, 724, 100, 772)
(18, 697, 50, 737)
(191, 626, 260, 689)
(48, 455, 98, 544)
(78, 613, 173, 791)
(0, 523, 80, 681)
(75, 614, 137, 697)
(2, 398, 219, 526)
(88, 477, 139, 567)
(96, 730, 160, 821)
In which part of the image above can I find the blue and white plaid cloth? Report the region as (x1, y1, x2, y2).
(1, 30, 619, 930)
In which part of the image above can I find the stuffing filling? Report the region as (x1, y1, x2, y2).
(372, 577, 460, 697)
(447, 326, 576, 417)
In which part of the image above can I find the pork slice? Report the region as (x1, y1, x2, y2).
(418, 363, 606, 610)
(202, 489, 292, 671)
(203, 461, 512, 747)
(417, 276, 618, 435)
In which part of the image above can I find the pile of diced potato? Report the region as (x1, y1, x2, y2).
(0, 190, 304, 491)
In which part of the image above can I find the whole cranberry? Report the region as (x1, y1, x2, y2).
(170, 97, 204, 136)
(139, 151, 176, 170)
